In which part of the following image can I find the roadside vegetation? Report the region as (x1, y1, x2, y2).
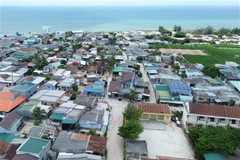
(188, 126, 240, 160)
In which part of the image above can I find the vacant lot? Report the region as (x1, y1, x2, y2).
(139, 121, 194, 159)
(160, 48, 206, 55)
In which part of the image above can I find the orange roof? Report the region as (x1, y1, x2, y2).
(0, 92, 26, 112)
(72, 133, 89, 140)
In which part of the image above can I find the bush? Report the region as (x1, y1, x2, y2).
(104, 131, 107, 138)
(137, 72, 142, 78)
(34, 120, 40, 125)
(174, 32, 186, 38)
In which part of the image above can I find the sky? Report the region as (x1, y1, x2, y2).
(1, 0, 239, 6)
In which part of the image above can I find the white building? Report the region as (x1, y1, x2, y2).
(182, 102, 240, 130)
(42, 26, 52, 34)
(52, 69, 71, 80)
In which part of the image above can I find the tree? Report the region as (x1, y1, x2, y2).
(174, 32, 186, 38)
(123, 105, 143, 121)
(127, 89, 138, 102)
(188, 126, 240, 160)
(218, 27, 231, 35)
(158, 26, 165, 33)
(60, 59, 67, 65)
(202, 66, 219, 78)
(33, 107, 46, 125)
(229, 99, 236, 106)
(70, 92, 77, 100)
(118, 120, 143, 140)
(97, 46, 105, 53)
(106, 55, 116, 73)
(136, 56, 143, 63)
(88, 129, 97, 135)
(58, 64, 65, 69)
(109, 37, 117, 45)
(26, 69, 33, 76)
(72, 83, 79, 92)
(173, 25, 182, 32)
(203, 26, 214, 35)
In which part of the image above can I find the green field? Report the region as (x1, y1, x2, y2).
(213, 44, 240, 49)
(150, 44, 240, 66)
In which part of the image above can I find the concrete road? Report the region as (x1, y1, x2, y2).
(140, 64, 156, 103)
(106, 98, 128, 160)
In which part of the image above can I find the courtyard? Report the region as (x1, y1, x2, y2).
(139, 121, 194, 159)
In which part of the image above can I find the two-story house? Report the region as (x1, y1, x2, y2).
(182, 102, 240, 130)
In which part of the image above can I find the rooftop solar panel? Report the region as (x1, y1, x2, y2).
(168, 81, 191, 95)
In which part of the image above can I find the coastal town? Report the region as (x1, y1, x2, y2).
(0, 26, 240, 160)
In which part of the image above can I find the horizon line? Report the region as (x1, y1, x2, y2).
(1, 4, 238, 7)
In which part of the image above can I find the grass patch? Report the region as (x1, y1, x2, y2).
(183, 55, 219, 66)
(213, 44, 240, 48)
(150, 44, 240, 65)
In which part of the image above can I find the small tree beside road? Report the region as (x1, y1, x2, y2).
(118, 105, 143, 140)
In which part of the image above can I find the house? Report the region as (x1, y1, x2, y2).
(52, 131, 88, 154)
(157, 81, 193, 104)
(2, 144, 19, 160)
(0, 92, 25, 116)
(10, 82, 37, 99)
(108, 45, 120, 53)
(30, 90, 65, 107)
(74, 95, 97, 107)
(0, 141, 10, 158)
(17, 101, 39, 118)
(87, 135, 107, 155)
(16, 137, 51, 160)
(126, 140, 148, 159)
(58, 78, 75, 92)
(0, 112, 24, 134)
(83, 81, 105, 97)
(136, 103, 172, 123)
(79, 109, 104, 130)
(56, 153, 102, 160)
(229, 81, 240, 94)
(148, 56, 161, 62)
(182, 103, 240, 129)
(12, 48, 38, 59)
(108, 81, 122, 98)
(121, 72, 136, 89)
(87, 74, 99, 82)
(52, 69, 71, 80)
(44, 80, 58, 90)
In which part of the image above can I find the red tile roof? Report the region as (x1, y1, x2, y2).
(72, 133, 89, 140)
(87, 135, 107, 154)
(136, 103, 172, 114)
(189, 103, 240, 118)
(0, 141, 8, 156)
(3, 144, 19, 160)
(0, 92, 26, 112)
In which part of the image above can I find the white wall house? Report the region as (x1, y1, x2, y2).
(182, 102, 240, 130)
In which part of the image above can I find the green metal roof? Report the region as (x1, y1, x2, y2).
(0, 133, 17, 143)
(12, 82, 36, 91)
(9, 117, 23, 131)
(50, 113, 64, 121)
(204, 153, 227, 160)
(18, 101, 39, 111)
(62, 119, 76, 124)
(112, 67, 124, 72)
(18, 137, 50, 154)
(207, 79, 224, 85)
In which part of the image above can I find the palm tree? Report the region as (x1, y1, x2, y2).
(33, 107, 46, 124)
(106, 55, 116, 73)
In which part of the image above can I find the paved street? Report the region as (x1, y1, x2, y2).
(106, 98, 128, 160)
(140, 63, 156, 103)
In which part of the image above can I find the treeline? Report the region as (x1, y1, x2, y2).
(192, 26, 240, 36)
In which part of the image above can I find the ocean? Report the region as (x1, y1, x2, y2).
(0, 6, 239, 35)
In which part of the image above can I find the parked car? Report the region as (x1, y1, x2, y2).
(176, 120, 182, 127)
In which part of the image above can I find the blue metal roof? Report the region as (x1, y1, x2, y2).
(168, 81, 191, 96)
(94, 81, 105, 85)
(83, 87, 104, 93)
